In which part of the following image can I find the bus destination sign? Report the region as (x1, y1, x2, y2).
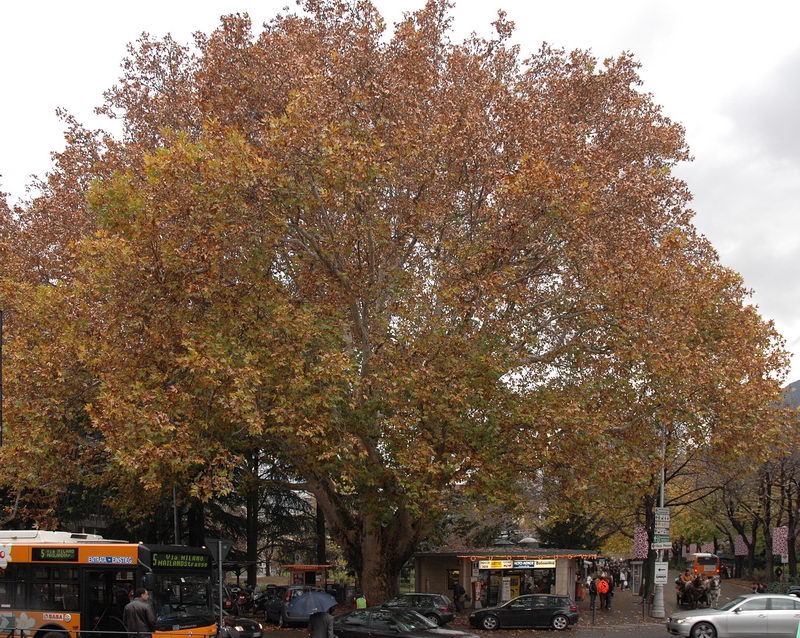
(151, 553, 211, 570)
(32, 547, 78, 562)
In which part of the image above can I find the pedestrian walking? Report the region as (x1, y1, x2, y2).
(605, 575, 615, 610)
(123, 588, 156, 638)
(589, 578, 597, 610)
(619, 569, 627, 591)
(452, 582, 465, 612)
(596, 574, 610, 610)
(308, 606, 335, 638)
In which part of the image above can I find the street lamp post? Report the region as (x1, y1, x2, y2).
(651, 428, 667, 618)
(651, 470, 666, 616)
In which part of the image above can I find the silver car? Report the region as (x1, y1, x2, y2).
(666, 594, 800, 638)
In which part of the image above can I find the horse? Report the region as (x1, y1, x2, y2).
(678, 576, 710, 609)
(707, 575, 721, 608)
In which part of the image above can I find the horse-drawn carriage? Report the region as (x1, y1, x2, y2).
(675, 572, 720, 609)
(675, 552, 722, 609)
(676, 574, 707, 608)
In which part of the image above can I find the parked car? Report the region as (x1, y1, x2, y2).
(666, 593, 800, 638)
(468, 594, 578, 631)
(381, 593, 455, 626)
(222, 616, 263, 638)
(334, 608, 479, 638)
(263, 585, 325, 627)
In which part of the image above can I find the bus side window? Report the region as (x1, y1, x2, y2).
(0, 566, 13, 608)
(30, 566, 80, 610)
(31, 583, 50, 610)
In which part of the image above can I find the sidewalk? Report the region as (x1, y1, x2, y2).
(575, 586, 664, 627)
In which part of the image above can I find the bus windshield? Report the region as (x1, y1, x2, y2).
(151, 573, 213, 625)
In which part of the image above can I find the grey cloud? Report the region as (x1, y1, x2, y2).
(677, 156, 800, 380)
(725, 47, 800, 164)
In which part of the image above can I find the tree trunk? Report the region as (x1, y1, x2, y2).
(187, 499, 205, 547)
(360, 542, 399, 603)
(316, 502, 326, 566)
(246, 483, 259, 587)
(746, 523, 759, 579)
(761, 468, 774, 582)
(310, 476, 427, 605)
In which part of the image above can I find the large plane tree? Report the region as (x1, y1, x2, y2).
(0, 1, 787, 600)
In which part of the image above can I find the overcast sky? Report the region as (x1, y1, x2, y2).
(1, 0, 798, 382)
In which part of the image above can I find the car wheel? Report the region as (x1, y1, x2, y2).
(551, 614, 569, 631)
(691, 622, 717, 638)
(425, 614, 440, 626)
(481, 615, 499, 631)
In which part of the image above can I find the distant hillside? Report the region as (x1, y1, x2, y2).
(782, 380, 800, 409)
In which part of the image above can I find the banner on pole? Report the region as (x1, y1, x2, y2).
(774, 526, 789, 556)
(634, 524, 648, 559)
(734, 535, 751, 556)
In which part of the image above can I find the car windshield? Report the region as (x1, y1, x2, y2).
(152, 574, 213, 623)
(393, 610, 437, 630)
(718, 596, 749, 611)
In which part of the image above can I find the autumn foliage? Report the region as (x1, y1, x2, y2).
(0, 1, 788, 599)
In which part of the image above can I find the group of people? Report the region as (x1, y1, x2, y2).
(576, 561, 630, 608)
(584, 573, 616, 611)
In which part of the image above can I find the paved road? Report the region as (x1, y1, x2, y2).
(257, 630, 661, 638)
(256, 578, 753, 638)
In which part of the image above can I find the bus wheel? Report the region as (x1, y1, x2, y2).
(42, 631, 68, 638)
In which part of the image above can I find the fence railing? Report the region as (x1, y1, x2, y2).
(2, 629, 217, 638)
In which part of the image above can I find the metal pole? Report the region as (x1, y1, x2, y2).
(173, 487, 180, 544)
(652, 428, 667, 618)
(218, 540, 224, 629)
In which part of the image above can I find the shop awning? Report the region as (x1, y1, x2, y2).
(414, 547, 597, 560)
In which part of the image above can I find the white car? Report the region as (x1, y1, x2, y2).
(666, 593, 800, 638)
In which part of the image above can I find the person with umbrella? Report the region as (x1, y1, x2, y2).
(308, 605, 336, 638)
(288, 590, 338, 638)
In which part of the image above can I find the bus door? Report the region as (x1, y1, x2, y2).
(82, 568, 135, 636)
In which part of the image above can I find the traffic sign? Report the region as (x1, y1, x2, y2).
(205, 538, 233, 564)
(651, 542, 672, 550)
(654, 561, 669, 584)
